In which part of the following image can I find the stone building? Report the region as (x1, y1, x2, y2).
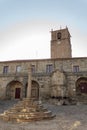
(0, 27, 87, 103)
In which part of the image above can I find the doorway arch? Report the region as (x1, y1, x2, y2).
(31, 80, 39, 99)
(76, 77, 87, 95)
(6, 80, 23, 99)
(25, 80, 39, 99)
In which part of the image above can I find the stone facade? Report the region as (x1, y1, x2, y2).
(0, 58, 87, 101)
(0, 27, 87, 103)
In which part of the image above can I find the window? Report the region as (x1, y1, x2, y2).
(57, 32, 61, 40)
(31, 65, 35, 73)
(3, 66, 8, 74)
(73, 65, 79, 72)
(46, 64, 53, 73)
(16, 65, 21, 73)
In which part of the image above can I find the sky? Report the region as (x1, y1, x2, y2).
(0, 0, 87, 61)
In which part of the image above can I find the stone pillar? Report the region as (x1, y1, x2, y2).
(27, 65, 32, 98)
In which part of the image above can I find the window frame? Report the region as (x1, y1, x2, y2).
(73, 65, 79, 72)
(3, 66, 9, 74)
(16, 65, 21, 73)
(46, 64, 53, 73)
(31, 65, 35, 73)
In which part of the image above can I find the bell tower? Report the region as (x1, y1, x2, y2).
(51, 27, 72, 58)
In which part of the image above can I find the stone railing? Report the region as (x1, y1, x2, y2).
(0, 71, 52, 78)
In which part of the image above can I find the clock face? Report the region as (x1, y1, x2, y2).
(57, 41, 61, 44)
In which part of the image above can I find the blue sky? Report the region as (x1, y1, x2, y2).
(0, 0, 87, 61)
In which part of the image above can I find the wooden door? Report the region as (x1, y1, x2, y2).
(15, 88, 21, 99)
(80, 83, 87, 93)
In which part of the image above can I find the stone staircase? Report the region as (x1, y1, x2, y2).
(0, 98, 55, 123)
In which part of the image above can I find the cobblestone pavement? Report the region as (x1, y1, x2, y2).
(0, 100, 87, 130)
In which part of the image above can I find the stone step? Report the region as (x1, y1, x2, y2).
(0, 98, 55, 122)
(0, 110, 54, 122)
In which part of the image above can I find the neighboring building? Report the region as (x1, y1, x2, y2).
(0, 27, 87, 103)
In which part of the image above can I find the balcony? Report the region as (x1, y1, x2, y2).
(0, 71, 52, 78)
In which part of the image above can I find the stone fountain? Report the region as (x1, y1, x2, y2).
(0, 66, 55, 123)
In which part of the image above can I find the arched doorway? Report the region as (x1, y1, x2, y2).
(76, 77, 87, 95)
(31, 80, 39, 99)
(6, 81, 23, 99)
(25, 80, 39, 99)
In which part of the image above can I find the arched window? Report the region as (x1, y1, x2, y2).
(57, 32, 61, 40)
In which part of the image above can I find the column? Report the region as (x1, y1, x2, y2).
(27, 65, 32, 98)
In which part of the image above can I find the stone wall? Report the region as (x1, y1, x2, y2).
(0, 57, 87, 100)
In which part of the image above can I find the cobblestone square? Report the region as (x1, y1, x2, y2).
(0, 100, 87, 130)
